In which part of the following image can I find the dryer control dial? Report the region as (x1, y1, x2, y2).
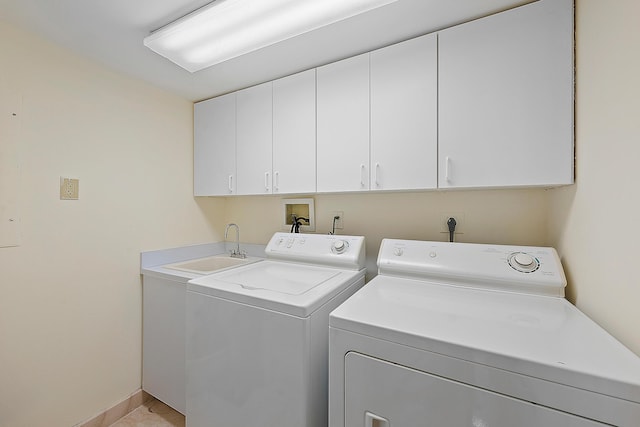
(508, 252, 540, 273)
(331, 240, 349, 254)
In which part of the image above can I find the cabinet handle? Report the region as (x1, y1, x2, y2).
(365, 411, 389, 427)
(274, 171, 279, 192)
(375, 163, 380, 187)
(264, 171, 270, 192)
(228, 175, 233, 193)
(445, 156, 452, 183)
(360, 164, 366, 187)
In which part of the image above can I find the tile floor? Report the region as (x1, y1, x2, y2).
(108, 399, 184, 427)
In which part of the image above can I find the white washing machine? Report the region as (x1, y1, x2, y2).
(186, 232, 366, 427)
(329, 239, 640, 427)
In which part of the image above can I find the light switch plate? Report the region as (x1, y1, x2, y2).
(60, 177, 79, 200)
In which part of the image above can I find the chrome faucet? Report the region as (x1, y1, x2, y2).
(224, 223, 246, 259)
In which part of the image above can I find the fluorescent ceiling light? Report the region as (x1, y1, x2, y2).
(144, 0, 398, 73)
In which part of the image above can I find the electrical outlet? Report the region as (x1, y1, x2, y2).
(332, 211, 344, 230)
(60, 177, 79, 200)
(440, 212, 465, 235)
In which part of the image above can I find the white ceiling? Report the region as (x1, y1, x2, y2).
(0, 0, 533, 102)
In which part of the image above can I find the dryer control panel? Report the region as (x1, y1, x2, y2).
(377, 239, 566, 297)
(265, 232, 365, 270)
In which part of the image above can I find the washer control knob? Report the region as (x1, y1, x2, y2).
(508, 252, 539, 273)
(393, 247, 404, 256)
(514, 253, 535, 267)
(332, 240, 349, 254)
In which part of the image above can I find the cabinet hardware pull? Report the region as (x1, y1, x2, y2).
(265, 171, 270, 192)
(375, 163, 381, 187)
(228, 175, 233, 192)
(274, 171, 279, 191)
(365, 411, 389, 427)
(360, 164, 366, 187)
(446, 156, 452, 183)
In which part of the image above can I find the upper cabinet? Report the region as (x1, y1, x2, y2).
(200, 70, 317, 196)
(317, 33, 438, 193)
(272, 69, 317, 194)
(438, 0, 574, 189)
(194, 93, 236, 196)
(370, 34, 438, 191)
(236, 82, 273, 195)
(317, 53, 370, 193)
(235, 72, 317, 195)
(194, 0, 574, 196)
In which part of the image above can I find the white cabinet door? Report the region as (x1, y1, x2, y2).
(317, 53, 370, 193)
(236, 82, 273, 195)
(370, 34, 438, 191)
(194, 93, 236, 196)
(143, 276, 185, 414)
(273, 69, 316, 194)
(438, 0, 574, 188)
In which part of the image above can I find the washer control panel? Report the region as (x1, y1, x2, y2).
(378, 239, 566, 297)
(266, 232, 365, 270)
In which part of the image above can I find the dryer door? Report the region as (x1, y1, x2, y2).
(344, 352, 606, 427)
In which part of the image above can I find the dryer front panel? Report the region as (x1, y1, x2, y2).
(344, 352, 606, 427)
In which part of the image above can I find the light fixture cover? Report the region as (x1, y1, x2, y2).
(144, 0, 398, 72)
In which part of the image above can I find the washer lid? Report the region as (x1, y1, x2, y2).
(330, 275, 640, 405)
(188, 260, 364, 317)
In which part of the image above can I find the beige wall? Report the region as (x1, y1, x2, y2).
(225, 189, 550, 278)
(0, 24, 225, 426)
(548, 0, 640, 356)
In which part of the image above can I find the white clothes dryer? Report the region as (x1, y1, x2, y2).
(187, 232, 365, 427)
(329, 239, 640, 427)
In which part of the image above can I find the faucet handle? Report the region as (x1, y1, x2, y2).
(229, 248, 247, 259)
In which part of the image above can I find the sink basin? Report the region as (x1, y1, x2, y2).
(165, 255, 259, 274)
